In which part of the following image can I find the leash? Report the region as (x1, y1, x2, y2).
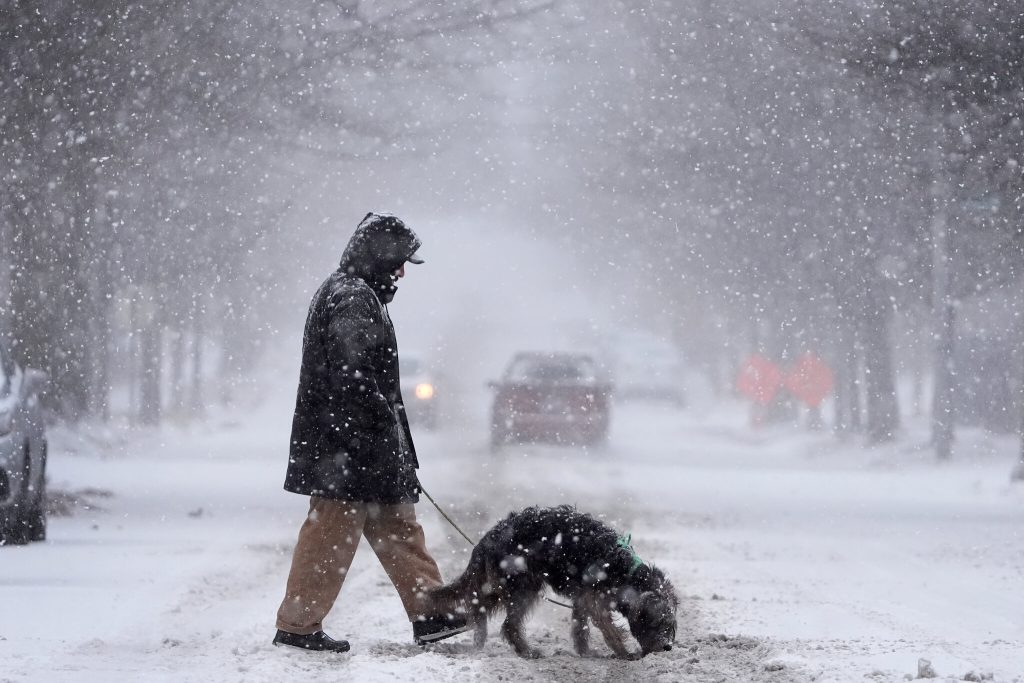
(419, 482, 572, 610)
(419, 483, 477, 547)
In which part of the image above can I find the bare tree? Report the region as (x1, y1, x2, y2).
(799, 0, 1024, 458)
(1, 0, 558, 423)
(546, 1, 909, 439)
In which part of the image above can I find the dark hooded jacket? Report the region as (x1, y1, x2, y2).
(284, 213, 422, 503)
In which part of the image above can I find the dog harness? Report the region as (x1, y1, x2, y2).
(616, 534, 645, 575)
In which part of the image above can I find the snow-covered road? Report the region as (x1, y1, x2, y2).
(2, 394, 1022, 682)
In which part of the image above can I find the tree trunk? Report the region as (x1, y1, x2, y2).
(1014, 326, 1024, 481)
(218, 298, 237, 406)
(930, 185, 956, 460)
(58, 157, 97, 420)
(0, 215, 9, 333)
(1017, 388, 1024, 480)
(128, 297, 139, 421)
(86, 193, 116, 422)
(932, 303, 957, 461)
(170, 329, 186, 416)
(87, 301, 111, 422)
(862, 289, 900, 443)
(833, 315, 861, 436)
(9, 194, 61, 412)
(910, 358, 925, 417)
(138, 319, 162, 426)
(832, 335, 851, 435)
(190, 303, 205, 418)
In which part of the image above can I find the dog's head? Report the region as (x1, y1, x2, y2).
(628, 591, 677, 655)
(622, 567, 678, 656)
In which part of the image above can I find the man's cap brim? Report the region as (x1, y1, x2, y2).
(407, 252, 425, 264)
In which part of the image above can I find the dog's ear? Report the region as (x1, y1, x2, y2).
(667, 585, 680, 612)
(644, 566, 679, 609)
(624, 591, 662, 643)
(632, 563, 665, 590)
(645, 565, 670, 589)
(623, 590, 655, 621)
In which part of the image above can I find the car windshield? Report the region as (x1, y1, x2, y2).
(506, 356, 597, 383)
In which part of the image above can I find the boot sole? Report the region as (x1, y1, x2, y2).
(415, 624, 472, 645)
(273, 636, 351, 653)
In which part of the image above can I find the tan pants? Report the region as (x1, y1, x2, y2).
(275, 497, 444, 635)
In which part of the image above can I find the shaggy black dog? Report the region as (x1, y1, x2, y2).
(427, 505, 677, 659)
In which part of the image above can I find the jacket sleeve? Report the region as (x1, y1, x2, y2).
(325, 289, 394, 430)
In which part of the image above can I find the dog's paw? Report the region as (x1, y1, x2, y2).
(518, 647, 544, 659)
(621, 650, 643, 661)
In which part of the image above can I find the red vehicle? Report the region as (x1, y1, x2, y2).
(488, 352, 611, 450)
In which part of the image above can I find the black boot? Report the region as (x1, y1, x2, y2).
(273, 629, 351, 653)
(413, 615, 470, 645)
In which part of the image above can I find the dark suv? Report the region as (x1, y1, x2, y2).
(489, 352, 611, 449)
(0, 339, 48, 545)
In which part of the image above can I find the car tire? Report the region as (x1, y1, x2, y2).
(2, 441, 46, 546)
(0, 508, 31, 546)
(29, 440, 47, 540)
(28, 440, 47, 541)
(27, 474, 46, 542)
(26, 503, 46, 542)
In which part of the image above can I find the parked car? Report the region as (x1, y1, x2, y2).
(600, 330, 686, 406)
(0, 339, 48, 545)
(400, 352, 441, 430)
(488, 351, 612, 449)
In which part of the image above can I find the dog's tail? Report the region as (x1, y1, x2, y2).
(428, 544, 487, 614)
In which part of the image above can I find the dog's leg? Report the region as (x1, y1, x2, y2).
(500, 590, 542, 659)
(590, 597, 637, 659)
(473, 571, 508, 651)
(571, 596, 592, 657)
(472, 602, 489, 649)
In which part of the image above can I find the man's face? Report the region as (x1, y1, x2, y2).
(380, 262, 407, 304)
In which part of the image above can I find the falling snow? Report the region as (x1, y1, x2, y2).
(2, 1, 1023, 682)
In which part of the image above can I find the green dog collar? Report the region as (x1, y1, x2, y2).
(616, 533, 645, 575)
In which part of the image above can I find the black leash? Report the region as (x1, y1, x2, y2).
(419, 483, 477, 547)
(419, 482, 572, 610)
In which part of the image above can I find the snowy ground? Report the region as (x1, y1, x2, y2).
(2, 389, 1023, 682)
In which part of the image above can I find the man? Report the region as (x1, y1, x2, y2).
(273, 212, 468, 653)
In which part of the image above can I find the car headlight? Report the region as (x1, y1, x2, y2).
(414, 383, 435, 400)
(0, 410, 12, 437)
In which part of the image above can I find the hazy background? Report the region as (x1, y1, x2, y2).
(2, 0, 1022, 461)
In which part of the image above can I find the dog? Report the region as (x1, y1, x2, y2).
(426, 505, 677, 659)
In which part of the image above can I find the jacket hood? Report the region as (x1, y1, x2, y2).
(339, 212, 422, 279)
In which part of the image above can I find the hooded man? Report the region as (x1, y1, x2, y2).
(273, 212, 468, 653)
